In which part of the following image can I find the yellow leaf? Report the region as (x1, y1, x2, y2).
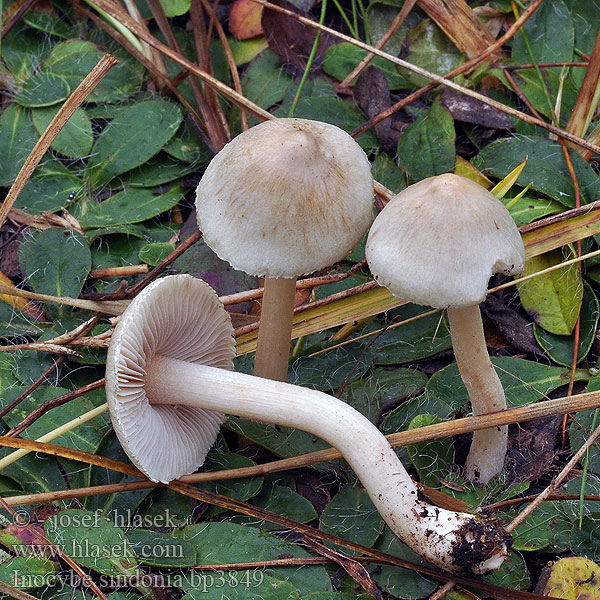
(542, 557, 600, 600)
(491, 156, 528, 199)
(454, 156, 492, 189)
(0, 271, 45, 321)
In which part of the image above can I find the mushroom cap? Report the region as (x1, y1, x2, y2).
(366, 173, 525, 308)
(105, 275, 235, 483)
(195, 118, 374, 278)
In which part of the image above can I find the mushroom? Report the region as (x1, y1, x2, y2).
(365, 174, 525, 485)
(195, 118, 374, 382)
(106, 274, 511, 574)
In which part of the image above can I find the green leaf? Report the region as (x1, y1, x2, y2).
(86, 431, 152, 516)
(197, 452, 264, 515)
(512, 0, 574, 65)
(407, 414, 453, 487)
(2, 24, 49, 78)
(15, 73, 69, 107)
(0, 556, 59, 589)
(0, 302, 44, 338)
(0, 104, 38, 187)
(274, 80, 378, 149)
(396, 98, 455, 181)
(505, 195, 564, 227)
(484, 550, 531, 591)
(24, 11, 73, 38)
(322, 43, 410, 90)
(535, 281, 598, 365)
(288, 340, 374, 394)
(320, 485, 385, 554)
(342, 367, 428, 424)
(371, 529, 437, 598)
(16, 172, 81, 214)
(18, 228, 91, 317)
(164, 117, 213, 164)
(80, 187, 184, 229)
(46, 43, 141, 103)
(247, 483, 318, 529)
(517, 249, 583, 335)
(225, 416, 331, 460)
(118, 155, 196, 187)
(382, 356, 589, 432)
(570, 519, 600, 562)
(241, 50, 294, 109)
(45, 509, 141, 577)
(159, 0, 191, 17)
(371, 153, 407, 194)
(396, 18, 463, 88)
(88, 100, 182, 184)
(176, 522, 332, 594)
(365, 2, 418, 57)
(473, 135, 600, 207)
(32, 106, 93, 158)
(182, 574, 300, 600)
(570, 379, 600, 477)
(127, 529, 196, 567)
(138, 242, 175, 266)
(372, 304, 453, 366)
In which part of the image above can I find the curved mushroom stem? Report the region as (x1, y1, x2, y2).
(253, 276, 297, 381)
(447, 305, 508, 485)
(145, 355, 510, 575)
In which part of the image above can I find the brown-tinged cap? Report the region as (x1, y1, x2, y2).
(105, 275, 235, 483)
(196, 118, 374, 278)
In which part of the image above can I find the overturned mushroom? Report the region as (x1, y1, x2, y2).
(106, 274, 510, 574)
(366, 173, 525, 485)
(195, 118, 374, 382)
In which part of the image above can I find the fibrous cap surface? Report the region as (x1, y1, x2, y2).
(196, 118, 374, 278)
(366, 173, 525, 308)
(106, 275, 235, 483)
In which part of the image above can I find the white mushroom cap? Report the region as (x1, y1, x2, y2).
(105, 275, 235, 483)
(195, 118, 374, 278)
(366, 173, 525, 308)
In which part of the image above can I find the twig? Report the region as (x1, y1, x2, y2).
(0, 498, 107, 600)
(91, 265, 149, 278)
(339, 0, 417, 87)
(80, 230, 202, 300)
(5, 379, 106, 438)
(3, 387, 600, 496)
(350, 0, 543, 137)
(0, 357, 66, 419)
(0, 55, 118, 228)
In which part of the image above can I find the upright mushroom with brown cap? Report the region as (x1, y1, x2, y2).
(366, 173, 526, 485)
(106, 274, 511, 575)
(195, 118, 374, 382)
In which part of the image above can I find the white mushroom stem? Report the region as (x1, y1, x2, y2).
(447, 306, 508, 485)
(145, 355, 510, 575)
(253, 276, 297, 381)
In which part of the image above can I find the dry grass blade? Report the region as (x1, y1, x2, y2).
(244, 202, 600, 353)
(416, 0, 496, 60)
(0, 283, 129, 315)
(0, 54, 118, 229)
(566, 27, 600, 149)
(82, 0, 273, 120)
